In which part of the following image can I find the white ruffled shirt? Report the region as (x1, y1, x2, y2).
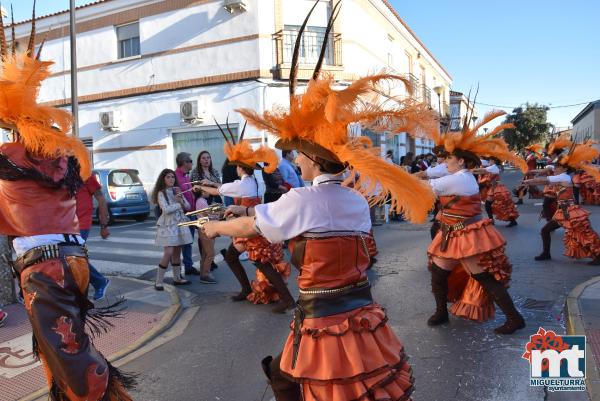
(428, 169, 480, 196)
(219, 174, 265, 198)
(254, 174, 371, 244)
(485, 164, 500, 174)
(425, 163, 449, 178)
(547, 172, 572, 185)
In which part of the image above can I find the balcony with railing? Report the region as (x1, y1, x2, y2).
(407, 73, 419, 100)
(422, 84, 432, 107)
(273, 26, 343, 80)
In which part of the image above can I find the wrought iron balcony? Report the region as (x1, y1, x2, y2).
(274, 28, 342, 67)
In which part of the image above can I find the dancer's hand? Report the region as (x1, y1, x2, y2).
(202, 221, 220, 239)
(224, 205, 246, 218)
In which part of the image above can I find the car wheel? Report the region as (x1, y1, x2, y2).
(134, 213, 149, 222)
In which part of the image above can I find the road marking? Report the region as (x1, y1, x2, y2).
(0, 333, 40, 378)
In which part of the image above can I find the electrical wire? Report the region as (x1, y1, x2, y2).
(474, 101, 593, 110)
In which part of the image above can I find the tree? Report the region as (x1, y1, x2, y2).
(0, 235, 15, 305)
(502, 103, 553, 150)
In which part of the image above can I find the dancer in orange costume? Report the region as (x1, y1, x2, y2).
(514, 144, 544, 204)
(196, 123, 293, 312)
(524, 141, 600, 264)
(472, 157, 519, 227)
(0, 6, 134, 400)
(423, 113, 526, 334)
(201, 2, 438, 399)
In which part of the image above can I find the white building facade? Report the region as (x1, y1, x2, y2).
(572, 100, 600, 144)
(8, 0, 452, 185)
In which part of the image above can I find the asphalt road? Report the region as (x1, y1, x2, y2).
(90, 169, 599, 401)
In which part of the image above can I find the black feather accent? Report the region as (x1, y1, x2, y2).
(0, 153, 84, 197)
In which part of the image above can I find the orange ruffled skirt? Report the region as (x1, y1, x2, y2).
(280, 304, 414, 401)
(428, 219, 512, 322)
(554, 205, 600, 259)
(234, 236, 291, 304)
(489, 184, 519, 221)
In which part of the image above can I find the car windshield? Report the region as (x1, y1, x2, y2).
(108, 170, 143, 187)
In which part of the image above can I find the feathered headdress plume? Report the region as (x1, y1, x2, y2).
(215, 118, 278, 173)
(236, 0, 437, 223)
(0, 1, 91, 179)
(560, 141, 600, 182)
(547, 132, 572, 156)
(433, 110, 527, 172)
(525, 143, 544, 157)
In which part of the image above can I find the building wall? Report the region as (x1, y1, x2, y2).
(573, 108, 600, 142)
(8, 0, 451, 184)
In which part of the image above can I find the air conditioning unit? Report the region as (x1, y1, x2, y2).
(223, 0, 247, 13)
(180, 100, 204, 122)
(99, 111, 120, 131)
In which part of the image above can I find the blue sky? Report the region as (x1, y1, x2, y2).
(9, 0, 599, 128)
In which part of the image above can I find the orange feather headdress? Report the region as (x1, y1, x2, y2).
(547, 132, 572, 156)
(235, 1, 437, 223)
(0, 3, 90, 179)
(216, 119, 278, 174)
(431, 110, 527, 172)
(559, 141, 600, 182)
(525, 143, 544, 157)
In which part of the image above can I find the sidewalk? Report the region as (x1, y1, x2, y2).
(567, 276, 600, 401)
(0, 276, 181, 401)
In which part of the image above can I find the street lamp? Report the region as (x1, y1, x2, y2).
(69, 0, 79, 137)
(433, 85, 444, 114)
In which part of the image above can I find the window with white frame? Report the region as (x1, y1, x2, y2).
(117, 22, 140, 59)
(283, 25, 332, 65)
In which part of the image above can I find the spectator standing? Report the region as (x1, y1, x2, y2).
(385, 149, 395, 164)
(279, 150, 302, 188)
(190, 150, 221, 275)
(262, 166, 289, 203)
(401, 151, 414, 172)
(152, 169, 193, 290)
(191, 151, 222, 204)
(221, 159, 239, 206)
(75, 175, 111, 300)
(175, 152, 198, 276)
(194, 195, 217, 284)
(0, 308, 7, 326)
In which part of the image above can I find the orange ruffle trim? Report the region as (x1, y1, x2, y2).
(234, 236, 292, 304)
(490, 184, 519, 221)
(554, 205, 600, 259)
(428, 218, 506, 259)
(431, 245, 512, 322)
(280, 304, 414, 401)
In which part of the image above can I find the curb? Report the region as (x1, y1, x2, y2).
(18, 277, 182, 401)
(565, 275, 600, 401)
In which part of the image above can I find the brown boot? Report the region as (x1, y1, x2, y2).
(427, 263, 451, 326)
(472, 272, 525, 334)
(256, 262, 295, 314)
(224, 244, 251, 301)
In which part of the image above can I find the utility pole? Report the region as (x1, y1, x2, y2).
(69, 0, 79, 137)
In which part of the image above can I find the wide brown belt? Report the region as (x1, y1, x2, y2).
(13, 245, 88, 275)
(291, 281, 373, 369)
(439, 214, 483, 252)
(558, 199, 573, 220)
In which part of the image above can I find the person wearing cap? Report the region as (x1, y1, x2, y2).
(0, 8, 134, 400)
(524, 141, 600, 264)
(200, 4, 437, 394)
(196, 130, 294, 313)
(423, 113, 526, 335)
